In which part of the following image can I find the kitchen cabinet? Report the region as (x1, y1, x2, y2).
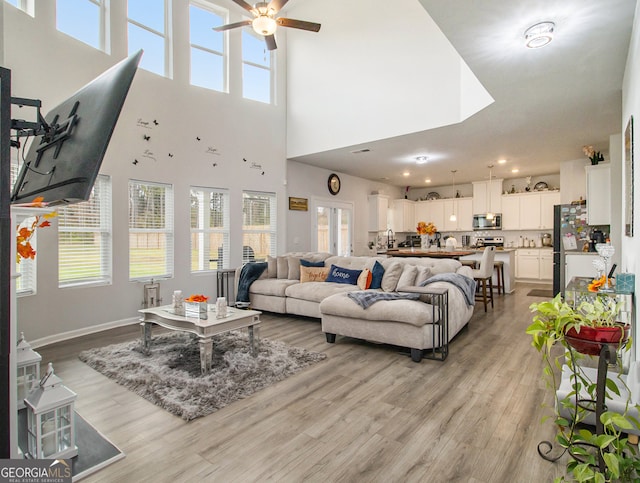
(443, 198, 473, 231)
(516, 249, 541, 279)
(501, 191, 560, 230)
(414, 200, 444, 233)
(391, 199, 415, 232)
(540, 250, 553, 280)
(472, 179, 503, 215)
(368, 194, 389, 232)
(585, 164, 610, 225)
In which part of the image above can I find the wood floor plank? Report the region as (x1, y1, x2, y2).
(31, 282, 571, 482)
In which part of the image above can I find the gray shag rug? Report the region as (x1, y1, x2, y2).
(79, 330, 327, 421)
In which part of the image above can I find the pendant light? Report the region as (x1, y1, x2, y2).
(486, 164, 494, 220)
(449, 170, 457, 222)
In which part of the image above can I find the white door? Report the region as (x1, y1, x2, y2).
(314, 200, 353, 255)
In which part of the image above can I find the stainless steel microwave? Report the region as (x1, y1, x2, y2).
(473, 213, 502, 230)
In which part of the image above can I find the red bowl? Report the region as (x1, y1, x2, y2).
(565, 325, 630, 356)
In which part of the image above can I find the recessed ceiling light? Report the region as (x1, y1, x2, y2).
(512, 168, 519, 173)
(416, 156, 429, 165)
(425, 178, 431, 183)
(524, 21, 555, 49)
(403, 171, 410, 177)
(498, 159, 507, 164)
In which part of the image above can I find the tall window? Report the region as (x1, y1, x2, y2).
(128, 180, 174, 280)
(242, 30, 272, 103)
(4, 0, 34, 16)
(128, 0, 170, 77)
(242, 191, 276, 262)
(190, 187, 229, 271)
(189, 1, 226, 92)
(58, 175, 112, 288)
(56, 0, 107, 51)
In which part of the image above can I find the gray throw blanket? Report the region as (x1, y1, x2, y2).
(236, 262, 267, 303)
(347, 273, 476, 309)
(347, 291, 420, 309)
(419, 273, 476, 307)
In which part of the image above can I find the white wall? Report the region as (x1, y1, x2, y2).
(621, 1, 640, 359)
(285, 0, 493, 158)
(286, 161, 402, 255)
(4, 1, 289, 343)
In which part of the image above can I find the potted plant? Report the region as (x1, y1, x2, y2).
(527, 293, 640, 482)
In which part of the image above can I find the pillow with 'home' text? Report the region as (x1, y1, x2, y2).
(325, 264, 362, 285)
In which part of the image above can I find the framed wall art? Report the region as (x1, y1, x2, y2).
(625, 115, 634, 237)
(289, 197, 308, 211)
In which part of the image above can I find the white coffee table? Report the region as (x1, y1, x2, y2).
(138, 305, 261, 375)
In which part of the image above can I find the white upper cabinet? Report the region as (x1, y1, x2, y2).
(585, 164, 610, 225)
(443, 198, 473, 231)
(368, 194, 389, 232)
(501, 191, 560, 230)
(472, 179, 503, 214)
(391, 199, 416, 232)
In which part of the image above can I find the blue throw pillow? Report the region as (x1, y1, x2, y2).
(370, 260, 385, 289)
(325, 264, 362, 285)
(300, 259, 325, 267)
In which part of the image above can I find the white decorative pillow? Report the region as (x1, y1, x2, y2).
(397, 265, 418, 289)
(276, 256, 289, 279)
(267, 255, 277, 278)
(381, 262, 403, 292)
(415, 266, 432, 286)
(288, 256, 302, 280)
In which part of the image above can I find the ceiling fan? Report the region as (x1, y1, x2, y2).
(213, 0, 321, 51)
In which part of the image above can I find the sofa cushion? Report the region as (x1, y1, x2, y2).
(415, 266, 432, 286)
(300, 266, 330, 283)
(285, 281, 360, 303)
(320, 292, 435, 327)
(370, 260, 385, 289)
(301, 259, 325, 267)
(277, 256, 289, 279)
(288, 256, 302, 280)
(381, 262, 403, 292)
(397, 265, 418, 288)
(267, 256, 277, 278)
(326, 265, 362, 285)
(250, 278, 299, 297)
(357, 268, 372, 290)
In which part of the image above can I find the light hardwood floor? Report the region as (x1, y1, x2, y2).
(37, 283, 566, 482)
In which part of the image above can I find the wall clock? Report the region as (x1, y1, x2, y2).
(328, 173, 341, 195)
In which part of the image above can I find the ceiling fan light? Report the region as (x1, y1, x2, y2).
(253, 16, 277, 36)
(524, 22, 555, 49)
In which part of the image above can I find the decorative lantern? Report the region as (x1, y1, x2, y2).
(16, 332, 42, 410)
(24, 363, 78, 459)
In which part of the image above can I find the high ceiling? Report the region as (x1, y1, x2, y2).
(285, 0, 636, 187)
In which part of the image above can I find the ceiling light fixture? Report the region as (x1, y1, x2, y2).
(524, 21, 555, 49)
(498, 159, 507, 164)
(486, 164, 494, 220)
(449, 170, 457, 222)
(425, 178, 431, 184)
(403, 171, 410, 177)
(416, 156, 429, 165)
(512, 168, 519, 173)
(252, 15, 277, 36)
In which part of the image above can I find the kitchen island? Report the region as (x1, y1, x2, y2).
(385, 249, 475, 259)
(459, 249, 516, 294)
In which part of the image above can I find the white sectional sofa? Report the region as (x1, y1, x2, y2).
(236, 252, 475, 362)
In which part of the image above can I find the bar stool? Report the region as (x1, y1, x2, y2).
(471, 246, 496, 312)
(494, 261, 505, 295)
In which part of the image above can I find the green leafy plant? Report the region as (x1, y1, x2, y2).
(527, 294, 640, 482)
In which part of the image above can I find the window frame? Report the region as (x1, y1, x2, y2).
(4, 0, 34, 16)
(127, 0, 172, 78)
(190, 186, 230, 272)
(242, 190, 277, 262)
(128, 179, 175, 281)
(241, 29, 275, 104)
(55, 0, 109, 52)
(189, 0, 228, 92)
(57, 174, 112, 289)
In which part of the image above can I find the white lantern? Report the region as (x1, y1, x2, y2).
(16, 332, 42, 410)
(24, 363, 78, 459)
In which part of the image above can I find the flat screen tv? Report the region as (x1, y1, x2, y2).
(10, 50, 142, 206)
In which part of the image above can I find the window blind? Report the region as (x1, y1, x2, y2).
(129, 179, 174, 280)
(242, 190, 276, 261)
(58, 174, 112, 288)
(190, 187, 230, 271)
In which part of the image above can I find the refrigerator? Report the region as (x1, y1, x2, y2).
(552, 202, 591, 296)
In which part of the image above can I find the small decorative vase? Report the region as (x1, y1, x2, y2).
(185, 301, 208, 320)
(421, 234, 430, 250)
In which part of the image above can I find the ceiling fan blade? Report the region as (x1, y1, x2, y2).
(231, 0, 255, 14)
(265, 34, 277, 50)
(276, 18, 321, 32)
(213, 20, 252, 32)
(268, 0, 290, 13)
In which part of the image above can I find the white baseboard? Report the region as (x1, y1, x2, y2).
(31, 317, 139, 349)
